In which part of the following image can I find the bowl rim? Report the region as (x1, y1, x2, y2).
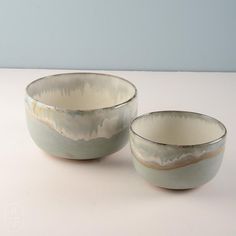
(25, 72, 137, 113)
(130, 110, 227, 148)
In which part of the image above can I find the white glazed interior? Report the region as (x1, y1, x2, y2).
(131, 112, 226, 146)
(27, 73, 136, 110)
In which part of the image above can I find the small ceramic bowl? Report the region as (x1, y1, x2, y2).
(25, 73, 137, 159)
(130, 111, 226, 189)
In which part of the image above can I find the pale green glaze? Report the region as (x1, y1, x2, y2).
(133, 152, 223, 189)
(27, 114, 129, 159)
(25, 73, 137, 159)
(130, 111, 226, 189)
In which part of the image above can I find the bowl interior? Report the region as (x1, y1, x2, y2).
(131, 111, 226, 146)
(26, 73, 136, 110)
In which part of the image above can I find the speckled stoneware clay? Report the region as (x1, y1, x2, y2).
(25, 73, 137, 159)
(130, 111, 227, 189)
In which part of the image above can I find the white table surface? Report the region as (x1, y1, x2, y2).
(0, 69, 235, 236)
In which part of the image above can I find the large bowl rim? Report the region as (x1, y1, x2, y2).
(130, 110, 227, 148)
(25, 72, 137, 113)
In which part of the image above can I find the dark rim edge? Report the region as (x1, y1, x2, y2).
(25, 72, 137, 113)
(130, 110, 227, 148)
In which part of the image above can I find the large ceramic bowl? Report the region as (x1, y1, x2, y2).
(25, 73, 137, 159)
(130, 111, 226, 189)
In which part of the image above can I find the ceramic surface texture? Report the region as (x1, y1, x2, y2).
(25, 73, 137, 159)
(130, 111, 226, 189)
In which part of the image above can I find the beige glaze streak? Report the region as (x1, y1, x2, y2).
(133, 146, 225, 170)
(25, 97, 137, 141)
(27, 100, 57, 131)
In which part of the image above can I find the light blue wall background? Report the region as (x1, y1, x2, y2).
(0, 0, 235, 71)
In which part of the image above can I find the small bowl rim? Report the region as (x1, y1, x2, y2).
(130, 110, 227, 148)
(25, 72, 137, 113)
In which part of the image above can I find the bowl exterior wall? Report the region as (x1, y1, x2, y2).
(25, 95, 137, 159)
(130, 131, 225, 189)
